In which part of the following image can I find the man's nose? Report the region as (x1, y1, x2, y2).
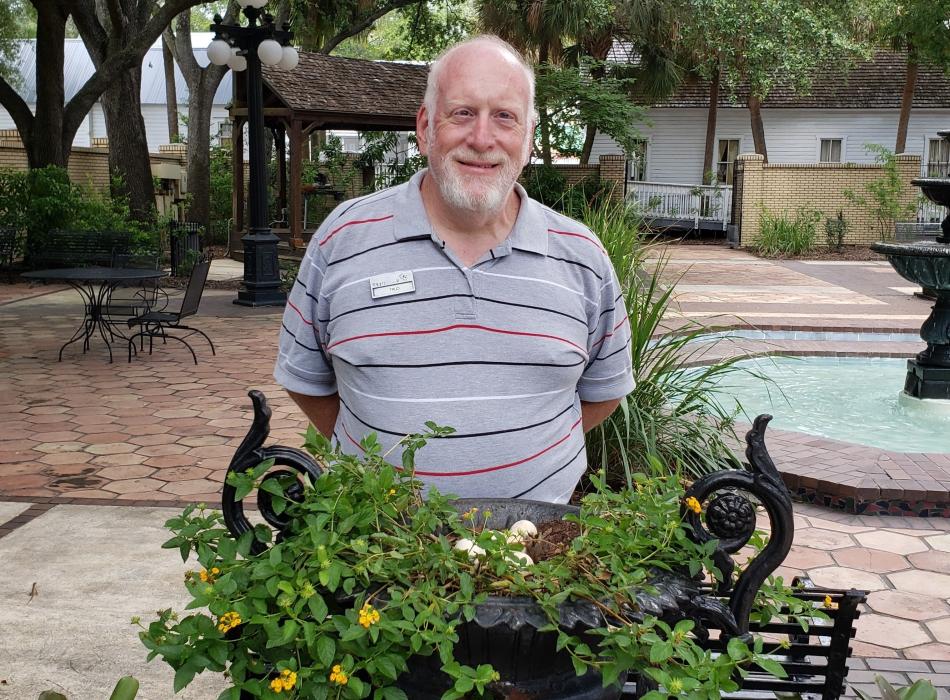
(467, 113, 495, 151)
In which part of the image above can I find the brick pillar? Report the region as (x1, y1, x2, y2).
(598, 154, 627, 203)
(895, 153, 922, 214)
(735, 153, 764, 248)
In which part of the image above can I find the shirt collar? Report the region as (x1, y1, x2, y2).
(392, 169, 548, 257)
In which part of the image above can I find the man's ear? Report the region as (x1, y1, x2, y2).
(416, 105, 430, 156)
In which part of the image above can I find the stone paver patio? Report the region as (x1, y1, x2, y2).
(1, 248, 949, 696)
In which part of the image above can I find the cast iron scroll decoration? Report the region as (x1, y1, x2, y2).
(682, 414, 794, 636)
(221, 390, 323, 555)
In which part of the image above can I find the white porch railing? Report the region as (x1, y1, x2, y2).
(626, 180, 733, 230)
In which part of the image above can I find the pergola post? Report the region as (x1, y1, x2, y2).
(276, 126, 287, 224)
(289, 119, 304, 250)
(231, 116, 245, 254)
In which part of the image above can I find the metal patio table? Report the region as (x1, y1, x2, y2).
(22, 266, 168, 363)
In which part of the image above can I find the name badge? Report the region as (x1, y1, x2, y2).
(370, 270, 415, 299)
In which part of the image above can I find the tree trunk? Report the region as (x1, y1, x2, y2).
(184, 70, 217, 233)
(580, 125, 596, 166)
(748, 94, 768, 163)
(30, 0, 70, 168)
(100, 68, 156, 220)
(895, 54, 918, 154)
(162, 35, 180, 142)
(702, 65, 720, 184)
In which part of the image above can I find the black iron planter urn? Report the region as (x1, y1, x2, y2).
(222, 391, 794, 699)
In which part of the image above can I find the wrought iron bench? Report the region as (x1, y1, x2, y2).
(221, 394, 865, 699)
(27, 228, 132, 269)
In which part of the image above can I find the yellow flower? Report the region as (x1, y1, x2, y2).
(211, 567, 220, 575)
(279, 669, 297, 690)
(329, 664, 349, 685)
(684, 496, 702, 514)
(270, 678, 284, 693)
(388, 488, 396, 496)
(217, 611, 241, 633)
(668, 678, 683, 694)
(358, 603, 381, 628)
(824, 594, 838, 610)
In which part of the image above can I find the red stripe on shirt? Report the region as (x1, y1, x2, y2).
(343, 417, 583, 476)
(287, 299, 314, 327)
(327, 323, 586, 353)
(319, 214, 395, 247)
(548, 228, 606, 254)
(590, 314, 629, 350)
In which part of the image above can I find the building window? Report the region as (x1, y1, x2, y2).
(927, 137, 950, 177)
(716, 139, 740, 184)
(819, 138, 843, 163)
(627, 139, 648, 180)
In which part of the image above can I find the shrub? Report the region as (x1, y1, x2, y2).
(824, 211, 847, 251)
(752, 207, 821, 257)
(521, 164, 567, 208)
(581, 197, 752, 485)
(140, 427, 805, 698)
(843, 144, 919, 241)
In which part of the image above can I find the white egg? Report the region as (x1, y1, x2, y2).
(453, 538, 485, 558)
(509, 520, 538, 539)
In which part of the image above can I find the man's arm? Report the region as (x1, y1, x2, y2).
(287, 390, 340, 439)
(581, 398, 622, 433)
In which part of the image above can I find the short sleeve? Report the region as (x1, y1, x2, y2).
(273, 231, 337, 396)
(577, 263, 634, 402)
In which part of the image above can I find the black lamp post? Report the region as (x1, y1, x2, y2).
(208, 2, 298, 307)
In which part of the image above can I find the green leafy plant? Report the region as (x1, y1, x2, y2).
(140, 428, 801, 699)
(39, 675, 139, 699)
(853, 676, 938, 700)
(824, 210, 848, 251)
(582, 197, 755, 484)
(843, 145, 920, 240)
(751, 207, 821, 257)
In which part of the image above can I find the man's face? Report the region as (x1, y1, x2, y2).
(417, 44, 534, 214)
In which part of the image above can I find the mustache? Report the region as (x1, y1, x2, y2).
(449, 149, 507, 166)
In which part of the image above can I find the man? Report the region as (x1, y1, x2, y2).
(275, 35, 633, 503)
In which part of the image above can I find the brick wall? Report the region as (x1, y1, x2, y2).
(735, 153, 921, 247)
(0, 137, 187, 217)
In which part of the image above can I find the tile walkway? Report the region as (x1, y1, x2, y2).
(1, 249, 950, 696)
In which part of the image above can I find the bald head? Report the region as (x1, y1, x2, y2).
(424, 36, 537, 128)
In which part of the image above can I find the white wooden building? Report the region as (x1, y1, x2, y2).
(591, 52, 950, 230)
(0, 37, 232, 153)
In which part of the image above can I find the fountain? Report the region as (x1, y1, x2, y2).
(872, 129, 950, 400)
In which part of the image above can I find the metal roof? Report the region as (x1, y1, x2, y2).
(14, 39, 232, 106)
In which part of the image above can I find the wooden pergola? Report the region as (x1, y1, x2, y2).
(229, 52, 428, 250)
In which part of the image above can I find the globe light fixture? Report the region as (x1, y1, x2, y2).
(257, 39, 283, 66)
(207, 39, 232, 66)
(228, 49, 248, 72)
(210, 5, 296, 306)
(278, 45, 299, 71)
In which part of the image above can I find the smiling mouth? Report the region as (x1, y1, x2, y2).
(457, 160, 499, 170)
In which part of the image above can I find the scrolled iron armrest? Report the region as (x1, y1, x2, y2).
(222, 390, 323, 555)
(682, 414, 794, 635)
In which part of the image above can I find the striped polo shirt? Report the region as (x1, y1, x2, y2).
(274, 169, 634, 503)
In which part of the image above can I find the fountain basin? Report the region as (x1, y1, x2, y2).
(871, 241, 950, 289)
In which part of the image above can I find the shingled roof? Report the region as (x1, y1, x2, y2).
(261, 51, 428, 121)
(654, 51, 950, 109)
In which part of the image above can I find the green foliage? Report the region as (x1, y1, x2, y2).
(534, 60, 646, 163)
(357, 132, 427, 191)
(580, 198, 751, 484)
(141, 429, 802, 698)
(208, 145, 233, 245)
(843, 145, 919, 241)
(751, 207, 821, 257)
(39, 676, 139, 700)
(870, 0, 950, 66)
(521, 165, 568, 208)
(824, 210, 848, 251)
(683, 0, 870, 101)
(0, 166, 159, 261)
(853, 676, 938, 700)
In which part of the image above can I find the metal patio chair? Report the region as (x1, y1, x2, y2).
(126, 252, 215, 364)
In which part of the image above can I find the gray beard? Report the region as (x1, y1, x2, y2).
(431, 153, 521, 213)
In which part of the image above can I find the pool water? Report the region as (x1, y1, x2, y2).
(708, 357, 950, 454)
